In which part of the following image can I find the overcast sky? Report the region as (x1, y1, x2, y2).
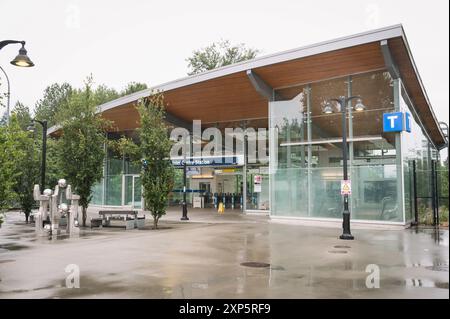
(0, 0, 448, 125)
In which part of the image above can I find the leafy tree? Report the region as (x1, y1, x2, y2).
(93, 84, 120, 105)
(0, 115, 27, 213)
(10, 104, 40, 222)
(137, 93, 174, 229)
(34, 83, 73, 126)
(56, 76, 108, 226)
(186, 40, 259, 75)
(12, 101, 32, 130)
(121, 82, 148, 96)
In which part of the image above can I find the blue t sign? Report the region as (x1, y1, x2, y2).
(404, 112, 412, 133)
(383, 112, 404, 132)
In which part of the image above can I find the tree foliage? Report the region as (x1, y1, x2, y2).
(56, 76, 108, 226)
(121, 82, 148, 96)
(0, 115, 27, 213)
(137, 93, 174, 229)
(11, 104, 40, 222)
(34, 83, 73, 127)
(186, 40, 259, 75)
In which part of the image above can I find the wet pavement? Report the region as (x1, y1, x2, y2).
(0, 210, 448, 299)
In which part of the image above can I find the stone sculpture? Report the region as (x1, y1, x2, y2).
(33, 179, 80, 236)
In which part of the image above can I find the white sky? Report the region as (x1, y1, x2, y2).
(0, 0, 449, 127)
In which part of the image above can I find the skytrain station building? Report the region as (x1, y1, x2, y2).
(49, 25, 447, 228)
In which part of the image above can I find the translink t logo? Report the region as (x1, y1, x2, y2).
(383, 111, 412, 133)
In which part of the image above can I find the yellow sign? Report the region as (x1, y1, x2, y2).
(218, 202, 225, 214)
(341, 180, 352, 195)
(222, 168, 236, 173)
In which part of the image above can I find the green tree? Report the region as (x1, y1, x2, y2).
(137, 93, 174, 229)
(10, 104, 40, 222)
(0, 115, 27, 213)
(186, 40, 259, 75)
(56, 76, 108, 226)
(121, 82, 148, 96)
(34, 83, 73, 126)
(93, 84, 120, 105)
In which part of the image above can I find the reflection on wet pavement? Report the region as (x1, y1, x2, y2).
(0, 211, 448, 298)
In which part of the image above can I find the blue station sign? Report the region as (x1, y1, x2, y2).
(383, 111, 412, 133)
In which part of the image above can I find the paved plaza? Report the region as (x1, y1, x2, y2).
(0, 209, 448, 299)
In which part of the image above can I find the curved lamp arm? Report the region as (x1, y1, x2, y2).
(0, 40, 25, 51)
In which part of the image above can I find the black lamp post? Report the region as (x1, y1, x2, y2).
(181, 160, 189, 220)
(27, 119, 47, 191)
(0, 40, 35, 125)
(322, 96, 366, 240)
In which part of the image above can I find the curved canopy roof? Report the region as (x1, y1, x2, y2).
(49, 24, 446, 149)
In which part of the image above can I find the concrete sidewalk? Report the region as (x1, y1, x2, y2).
(0, 210, 448, 299)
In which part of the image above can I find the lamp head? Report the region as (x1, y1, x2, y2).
(10, 44, 34, 67)
(354, 98, 366, 112)
(322, 103, 334, 114)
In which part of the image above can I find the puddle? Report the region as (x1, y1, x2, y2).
(328, 250, 348, 254)
(0, 259, 15, 264)
(404, 278, 449, 289)
(425, 263, 449, 272)
(334, 245, 351, 249)
(270, 265, 285, 271)
(0, 243, 29, 251)
(240, 262, 270, 268)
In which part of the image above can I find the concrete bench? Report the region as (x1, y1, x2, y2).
(98, 210, 138, 230)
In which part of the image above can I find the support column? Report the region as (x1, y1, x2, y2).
(394, 78, 405, 223)
(306, 85, 312, 217)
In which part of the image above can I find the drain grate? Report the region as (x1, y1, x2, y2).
(334, 245, 351, 249)
(328, 250, 348, 254)
(240, 262, 271, 268)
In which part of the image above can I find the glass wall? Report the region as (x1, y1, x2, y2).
(270, 70, 402, 222)
(400, 84, 437, 223)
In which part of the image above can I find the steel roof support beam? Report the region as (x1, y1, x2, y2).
(380, 40, 400, 79)
(246, 69, 276, 101)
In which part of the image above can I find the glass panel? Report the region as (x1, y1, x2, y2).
(271, 167, 308, 217)
(310, 167, 342, 218)
(246, 167, 270, 210)
(133, 176, 142, 209)
(350, 165, 400, 221)
(124, 175, 133, 206)
(310, 77, 347, 141)
(270, 70, 401, 222)
(91, 179, 104, 205)
(400, 87, 435, 223)
(105, 175, 122, 206)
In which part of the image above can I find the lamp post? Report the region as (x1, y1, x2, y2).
(181, 160, 189, 220)
(27, 119, 47, 191)
(322, 96, 366, 240)
(0, 40, 35, 124)
(0, 66, 10, 124)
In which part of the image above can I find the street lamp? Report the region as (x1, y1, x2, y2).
(27, 119, 48, 191)
(322, 95, 366, 240)
(0, 40, 35, 124)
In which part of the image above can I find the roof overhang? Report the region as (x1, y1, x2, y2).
(48, 24, 446, 149)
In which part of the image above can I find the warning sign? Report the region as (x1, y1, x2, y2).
(254, 175, 262, 193)
(341, 180, 352, 195)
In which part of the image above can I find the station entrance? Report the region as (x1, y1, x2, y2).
(168, 164, 270, 213)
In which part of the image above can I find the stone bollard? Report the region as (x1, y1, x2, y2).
(50, 184, 61, 235)
(33, 185, 52, 236)
(65, 184, 80, 235)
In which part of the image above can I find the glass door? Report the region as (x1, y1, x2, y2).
(124, 174, 142, 209)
